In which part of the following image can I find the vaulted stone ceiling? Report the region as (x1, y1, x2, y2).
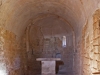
(0, 0, 100, 37)
(0, 1, 100, 75)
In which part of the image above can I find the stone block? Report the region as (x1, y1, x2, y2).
(93, 22, 99, 30)
(37, 58, 61, 75)
(93, 39, 99, 46)
(94, 46, 99, 53)
(93, 60, 98, 69)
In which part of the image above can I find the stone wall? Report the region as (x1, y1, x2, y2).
(81, 9, 100, 75)
(26, 24, 74, 75)
(73, 38, 81, 75)
(0, 26, 27, 75)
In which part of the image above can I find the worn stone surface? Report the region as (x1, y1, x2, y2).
(80, 9, 100, 75)
(0, 26, 28, 75)
(26, 18, 74, 75)
(41, 61, 55, 75)
(37, 58, 61, 75)
(0, 0, 100, 75)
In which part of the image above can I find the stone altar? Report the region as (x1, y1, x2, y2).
(36, 58, 61, 75)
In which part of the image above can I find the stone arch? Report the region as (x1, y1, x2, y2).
(26, 14, 76, 52)
(24, 14, 76, 75)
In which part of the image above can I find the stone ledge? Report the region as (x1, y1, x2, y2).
(36, 58, 61, 61)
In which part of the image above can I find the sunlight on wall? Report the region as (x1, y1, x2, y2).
(0, 63, 7, 75)
(0, 53, 7, 75)
(0, 70, 7, 75)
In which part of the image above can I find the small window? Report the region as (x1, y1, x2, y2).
(62, 36, 66, 47)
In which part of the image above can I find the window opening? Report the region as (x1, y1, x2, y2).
(62, 36, 66, 47)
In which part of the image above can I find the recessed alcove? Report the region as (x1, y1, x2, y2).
(25, 16, 74, 75)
